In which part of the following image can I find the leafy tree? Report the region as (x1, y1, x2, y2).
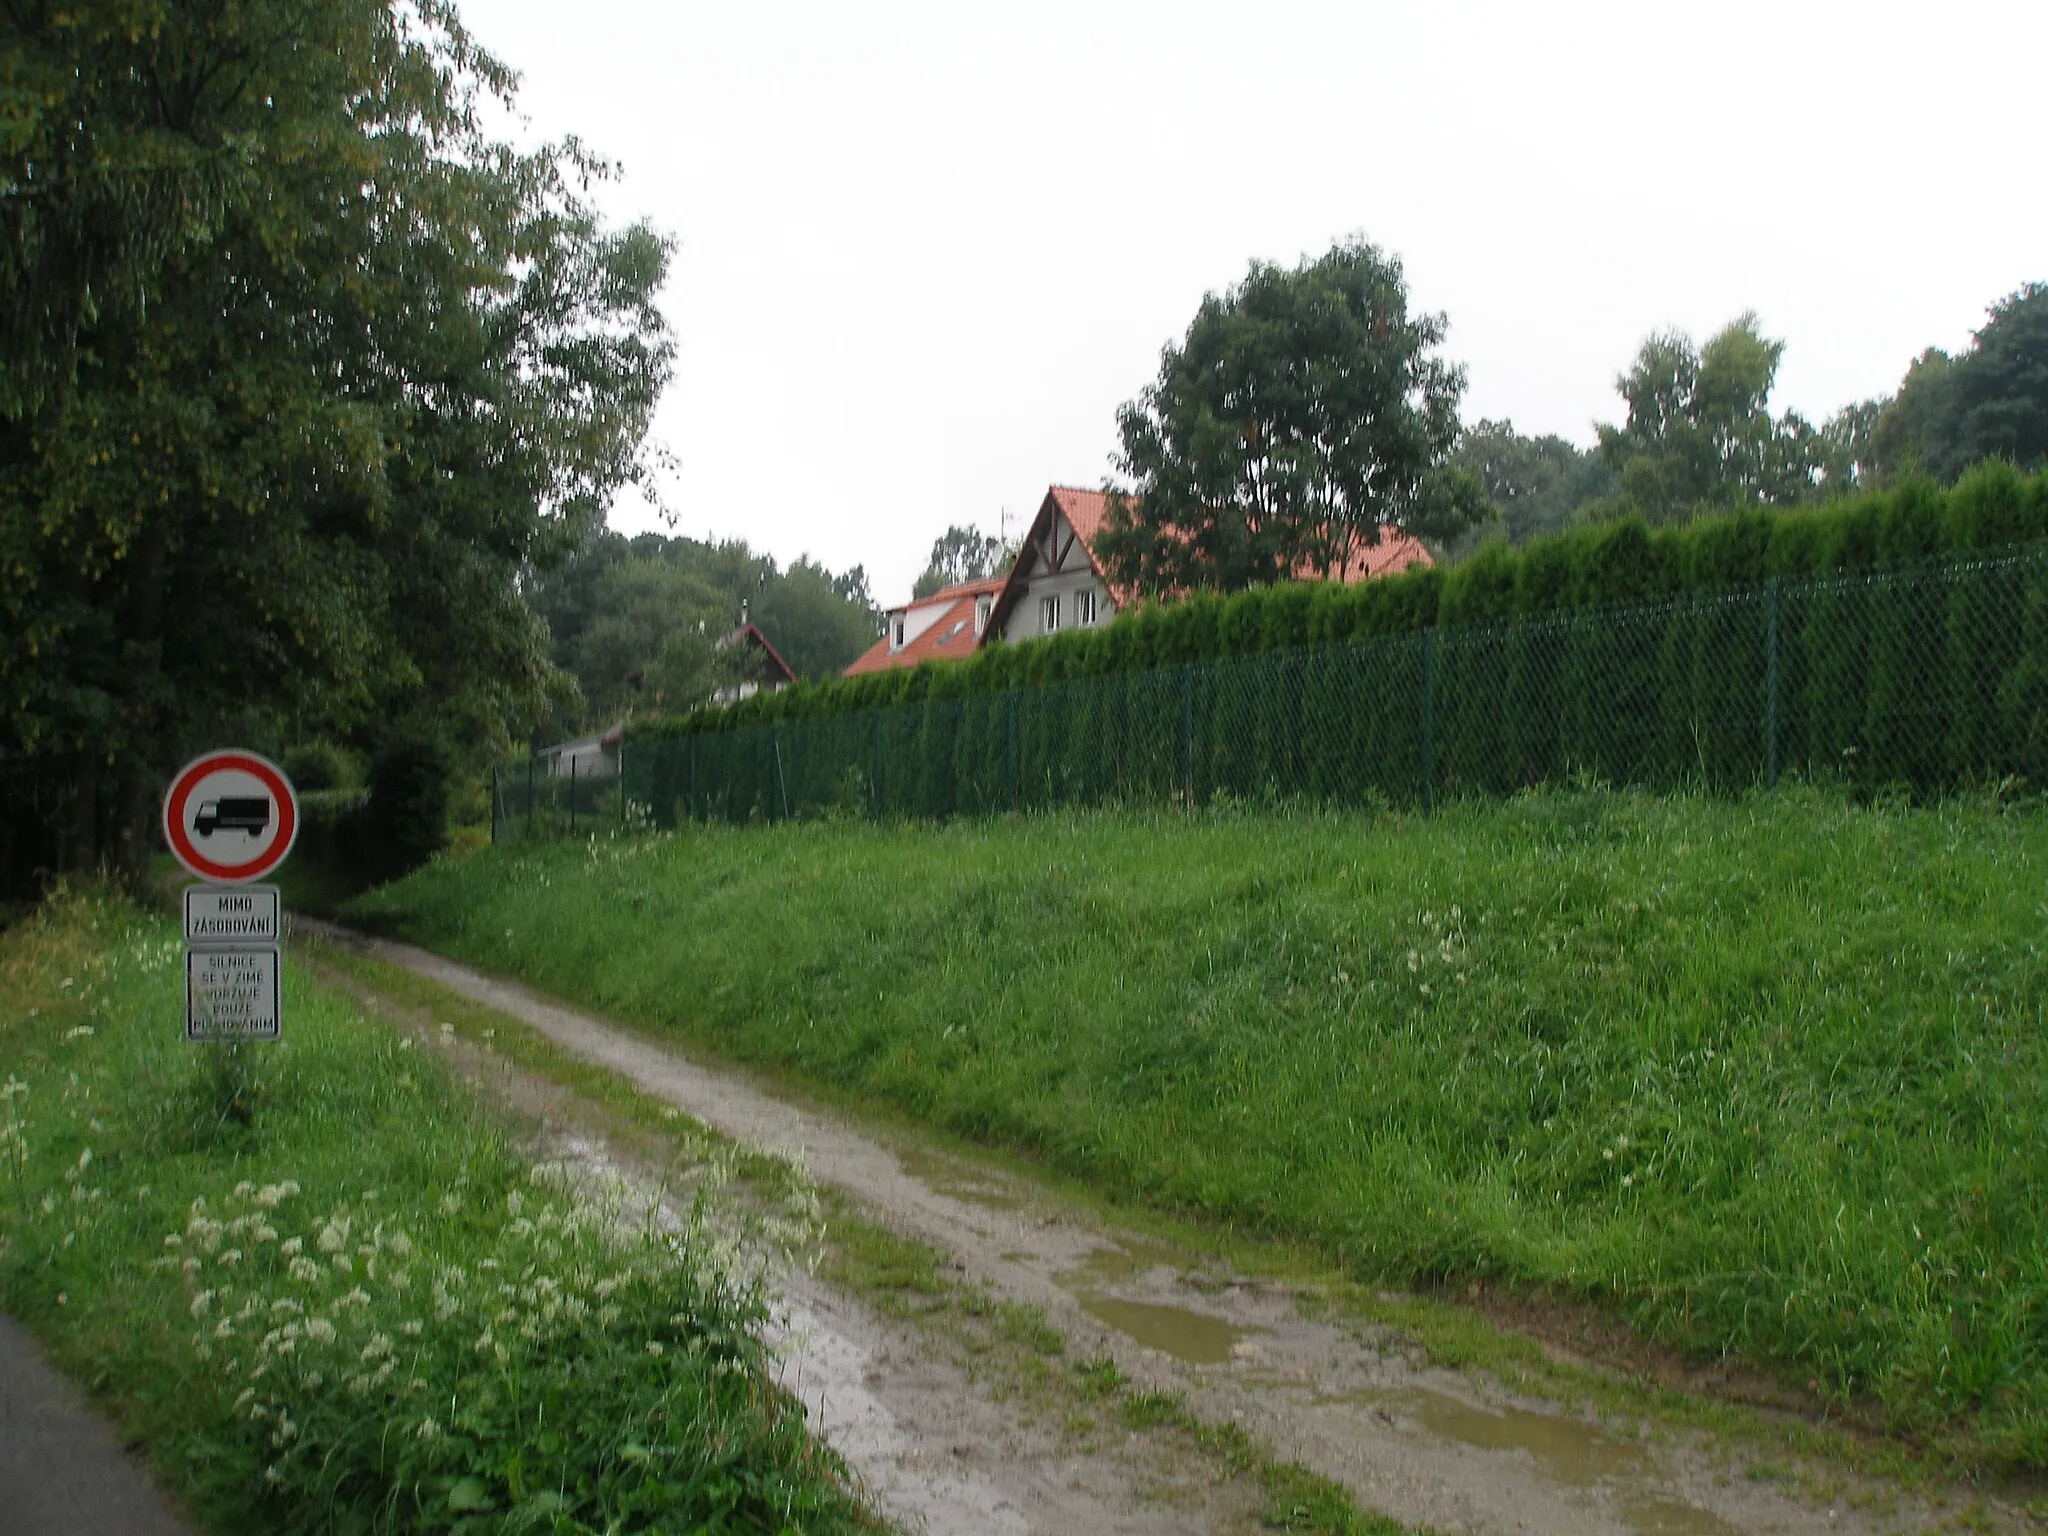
(911, 525, 1007, 599)
(526, 528, 878, 730)
(0, 0, 672, 886)
(1097, 237, 1484, 597)
(751, 557, 878, 680)
(1452, 420, 1614, 545)
(1593, 313, 1834, 522)
(566, 558, 733, 721)
(1817, 397, 1888, 492)
(1872, 283, 2048, 482)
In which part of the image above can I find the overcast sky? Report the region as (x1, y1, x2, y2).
(459, 0, 2046, 602)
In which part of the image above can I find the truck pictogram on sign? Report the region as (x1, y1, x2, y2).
(193, 797, 272, 838)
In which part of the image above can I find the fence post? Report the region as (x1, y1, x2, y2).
(1180, 665, 1194, 809)
(569, 754, 577, 832)
(1764, 578, 1781, 790)
(618, 744, 627, 833)
(1421, 628, 1440, 815)
(872, 713, 883, 819)
(526, 755, 535, 839)
(1005, 693, 1018, 811)
(773, 728, 790, 821)
(490, 764, 498, 846)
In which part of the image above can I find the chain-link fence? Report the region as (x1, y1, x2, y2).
(490, 750, 624, 843)
(493, 540, 2048, 840)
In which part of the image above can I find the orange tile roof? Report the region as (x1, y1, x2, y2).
(842, 574, 1007, 677)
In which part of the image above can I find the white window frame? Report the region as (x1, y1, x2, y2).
(1076, 588, 1098, 626)
(891, 615, 905, 651)
(975, 594, 992, 635)
(1040, 594, 1061, 634)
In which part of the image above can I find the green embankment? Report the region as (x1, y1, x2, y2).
(0, 889, 873, 1534)
(349, 789, 2048, 1466)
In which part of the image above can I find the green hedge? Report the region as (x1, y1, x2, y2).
(600, 466, 2048, 825)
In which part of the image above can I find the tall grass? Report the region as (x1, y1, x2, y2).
(349, 788, 2048, 1467)
(0, 887, 874, 1534)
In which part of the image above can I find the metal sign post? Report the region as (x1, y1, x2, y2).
(162, 751, 298, 1043)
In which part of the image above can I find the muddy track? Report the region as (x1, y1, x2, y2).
(297, 919, 2024, 1536)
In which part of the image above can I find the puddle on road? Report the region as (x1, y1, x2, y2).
(894, 1146, 1027, 1213)
(1058, 1239, 1257, 1365)
(1077, 1295, 1249, 1365)
(1343, 1386, 1741, 1536)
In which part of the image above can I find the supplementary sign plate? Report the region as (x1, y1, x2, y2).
(161, 751, 299, 884)
(185, 947, 281, 1042)
(184, 885, 280, 946)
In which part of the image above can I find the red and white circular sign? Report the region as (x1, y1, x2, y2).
(161, 750, 299, 883)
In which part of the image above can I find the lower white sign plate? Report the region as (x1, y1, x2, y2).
(186, 947, 280, 1041)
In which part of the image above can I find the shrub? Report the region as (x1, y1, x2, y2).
(280, 742, 363, 793)
(364, 737, 451, 882)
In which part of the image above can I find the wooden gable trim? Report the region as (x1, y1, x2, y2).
(981, 491, 1058, 644)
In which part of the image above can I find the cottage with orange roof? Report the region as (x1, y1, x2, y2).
(983, 486, 1435, 645)
(843, 485, 1436, 677)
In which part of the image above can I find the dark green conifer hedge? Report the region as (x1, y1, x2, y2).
(622, 466, 2048, 820)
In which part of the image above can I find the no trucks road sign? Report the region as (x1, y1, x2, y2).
(161, 750, 299, 884)
(164, 750, 297, 1043)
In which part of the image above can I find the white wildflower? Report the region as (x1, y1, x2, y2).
(280, 1236, 303, 1257)
(646, 1341, 664, 1357)
(189, 1291, 216, 1318)
(305, 1318, 336, 1345)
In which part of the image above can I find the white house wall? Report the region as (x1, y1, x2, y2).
(999, 512, 1116, 642)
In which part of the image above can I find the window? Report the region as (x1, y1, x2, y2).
(891, 615, 905, 651)
(1040, 594, 1061, 633)
(1076, 588, 1098, 626)
(975, 594, 992, 635)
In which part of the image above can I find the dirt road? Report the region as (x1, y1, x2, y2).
(302, 920, 2021, 1536)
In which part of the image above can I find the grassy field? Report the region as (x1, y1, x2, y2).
(347, 788, 2048, 1468)
(0, 887, 875, 1534)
